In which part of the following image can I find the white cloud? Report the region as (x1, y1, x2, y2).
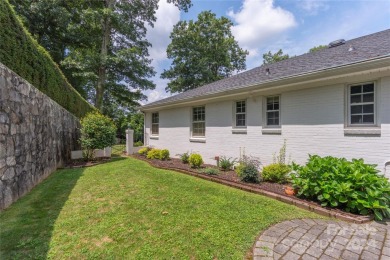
(145, 0, 180, 103)
(146, 89, 169, 103)
(142, 78, 172, 104)
(228, 0, 296, 58)
(146, 0, 181, 67)
(291, 1, 390, 56)
(298, 0, 329, 15)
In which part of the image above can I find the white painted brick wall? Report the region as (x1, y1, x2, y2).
(145, 76, 390, 177)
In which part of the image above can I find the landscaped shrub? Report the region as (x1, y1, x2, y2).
(219, 156, 236, 171)
(80, 112, 117, 161)
(177, 152, 190, 164)
(261, 163, 291, 183)
(0, 1, 95, 118)
(189, 153, 203, 168)
(134, 141, 143, 147)
(239, 164, 260, 183)
(138, 147, 150, 156)
(291, 155, 390, 220)
(236, 155, 261, 183)
(235, 164, 244, 175)
(160, 149, 170, 161)
(147, 149, 161, 160)
(199, 167, 219, 175)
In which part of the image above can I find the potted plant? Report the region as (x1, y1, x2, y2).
(284, 185, 296, 196)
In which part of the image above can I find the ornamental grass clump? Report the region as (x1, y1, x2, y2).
(291, 155, 390, 220)
(177, 152, 190, 164)
(219, 156, 236, 171)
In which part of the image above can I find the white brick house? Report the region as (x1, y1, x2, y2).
(141, 30, 390, 176)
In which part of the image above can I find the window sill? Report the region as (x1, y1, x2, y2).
(344, 127, 381, 136)
(189, 137, 206, 143)
(150, 135, 159, 140)
(232, 128, 247, 134)
(262, 128, 282, 135)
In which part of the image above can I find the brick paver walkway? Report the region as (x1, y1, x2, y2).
(253, 219, 390, 259)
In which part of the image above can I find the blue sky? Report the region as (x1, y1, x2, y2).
(144, 0, 390, 103)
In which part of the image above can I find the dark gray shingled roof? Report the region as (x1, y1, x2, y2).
(143, 29, 390, 109)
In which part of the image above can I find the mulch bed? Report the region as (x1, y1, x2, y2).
(136, 155, 287, 196)
(132, 154, 373, 224)
(64, 157, 112, 168)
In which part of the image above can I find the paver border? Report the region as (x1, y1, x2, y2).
(252, 218, 390, 260)
(130, 155, 373, 224)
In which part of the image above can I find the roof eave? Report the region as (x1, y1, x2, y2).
(141, 55, 390, 112)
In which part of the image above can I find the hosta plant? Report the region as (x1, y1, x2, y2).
(291, 155, 390, 220)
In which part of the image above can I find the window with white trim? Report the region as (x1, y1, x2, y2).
(266, 96, 280, 126)
(235, 100, 246, 127)
(349, 83, 375, 125)
(192, 106, 205, 137)
(151, 112, 159, 135)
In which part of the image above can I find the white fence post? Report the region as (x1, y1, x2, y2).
(126, 129, 134, 155)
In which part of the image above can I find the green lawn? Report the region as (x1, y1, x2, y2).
(0, 156, 321, 259)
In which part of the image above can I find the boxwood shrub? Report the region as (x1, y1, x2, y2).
(291, 155, 390, 220)
(147, 149, 161, 160)
(159, 149, 170, 161)
(138, 147, 150, 156)
(189, 153, 203, 168)
(261, 163, 291, 183)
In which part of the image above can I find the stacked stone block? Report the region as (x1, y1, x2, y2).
(0, 63, 81, 210)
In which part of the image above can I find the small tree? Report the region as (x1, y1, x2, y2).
(309, 45, 327, 53)
(262, 49, 289, 64)
(161, 11, 248, 93)
(80, 112, 117, 161)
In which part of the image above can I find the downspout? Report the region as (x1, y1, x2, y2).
(141, 111, 146, 147)
(385, 161, 390, 177)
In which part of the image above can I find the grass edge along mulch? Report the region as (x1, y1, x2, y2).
(0, 156, 322, 259)
(132, 154, 373, 224)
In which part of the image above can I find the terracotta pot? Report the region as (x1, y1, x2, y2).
(284, 186, 296, 196)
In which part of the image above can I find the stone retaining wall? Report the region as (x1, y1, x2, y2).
(0, 63, 81, 210)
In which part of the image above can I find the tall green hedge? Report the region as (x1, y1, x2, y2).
(0, 0, 95, 118)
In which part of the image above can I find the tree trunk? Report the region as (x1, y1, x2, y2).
(95, 0, 114, 111)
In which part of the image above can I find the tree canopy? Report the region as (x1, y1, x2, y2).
(262, 49, 290, 65)
(10, 0, 192, 111)
(161, 11, 248, 93)
(309, 45, 328, 53)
